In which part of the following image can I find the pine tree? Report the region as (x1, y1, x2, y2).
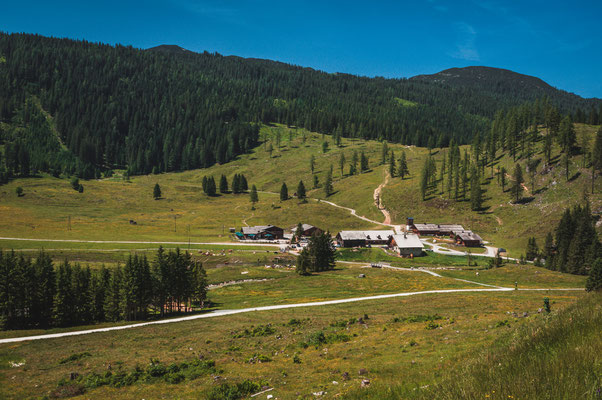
(310, 155, 315, 174)
(280, 182, 288, 201)
(592, 127, 602, 193)
(339, 153, 346, 177)
(53, 260, 74, 327)
(240, 174, 248, 191)
(586, 258, 602, 291)
(153, 183, 161, 199)
(313, 174, 319, 189)
(381, 141, 389, 164)
(420, 159, 429, 201)
(232, 174, 241, 194)
(500, 166, 507, 192)
(398, 151, 409, 179)
(510, 163, 524, 203)
(104, 266, 123, 321)
(219, 174, 228, 193)
(296, 248, 311, 276)
(360, 151, 369, 172)
(322, 141, 329, 153)
(526, 237, 539, 261)
(389, 150, 395, 177)
(250, 185, 258, 209)
(191, 262, 208, 308)
(558, 116, 576, 153)
(470, 165, 482, 211)
(297, 180, 307, 202)
(324, 170, 333, 197)
(350, 150, 358, 175)
(267, 142, 273, 158)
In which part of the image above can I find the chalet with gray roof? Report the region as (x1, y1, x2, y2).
(388, 233, 424, 257)
(336, 230, 395, 248)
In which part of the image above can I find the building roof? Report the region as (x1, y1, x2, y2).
(291, 224, 317, 233)
(455, 230, 482, 242)
(413, 223, 439, 231)
(337, 230, 395, 241)
(390, 234, 424, 249)
(438, 224, 465, 231)
(242, 225, 281, 235)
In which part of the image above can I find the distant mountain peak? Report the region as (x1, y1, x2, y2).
(146, 44, 193, 55)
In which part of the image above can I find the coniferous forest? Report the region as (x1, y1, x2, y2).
(0, 247, 208, 330)
(1, 32, 600, 179)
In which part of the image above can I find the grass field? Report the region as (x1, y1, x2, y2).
(0, 287, 587, 399)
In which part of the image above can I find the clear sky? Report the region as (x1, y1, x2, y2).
(2, 0, 601, 98)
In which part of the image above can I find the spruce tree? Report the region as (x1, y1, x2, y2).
(324, 170, 333, 197)
(250, 185, 258, 209)
(310, 155, 315, 174)
(470, 165, 482, 211)
(360, 151, 369, 172)
(53, 261, 74, 327)
(153, 183, 161, 199)
(398, 151, 409, 179)
(339, 153, 346, 177)
(389, 150, 396, 177)
(280, 182, 289, 201)
(585, 258, 602, 291)
(297, 180, 307, 202)
(219, 174, 228, 193)
(510, 163, 524, 203)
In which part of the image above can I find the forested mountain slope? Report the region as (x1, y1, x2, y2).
(0, 33, 600, 178)
(412, 66, 602, 121)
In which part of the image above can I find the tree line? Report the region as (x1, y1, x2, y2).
(2, 33, 599, 180)
(0, 248, 207, 330)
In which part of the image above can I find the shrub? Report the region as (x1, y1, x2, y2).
(425, 321, 440, 330)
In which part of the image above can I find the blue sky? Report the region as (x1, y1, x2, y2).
(2, 0, 601, 97)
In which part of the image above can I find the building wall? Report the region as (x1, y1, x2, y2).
(397, 247, 424, 257)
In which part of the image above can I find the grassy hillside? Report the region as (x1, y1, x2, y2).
(382, 123, 602, 255)
(1, 123, 601, 258)
(347, 291, 602, 399)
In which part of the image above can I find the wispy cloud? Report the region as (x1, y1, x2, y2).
(448, 22, 480, 61)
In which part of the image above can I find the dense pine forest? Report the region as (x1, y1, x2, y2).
(0, 248, 208, 330)
(1, 32, 600, 179)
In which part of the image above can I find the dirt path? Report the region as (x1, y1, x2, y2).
(374, 169, 392, 225)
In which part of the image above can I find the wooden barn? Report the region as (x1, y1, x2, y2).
(388, 233, 424, 257)
(336, 230, 395, 248)
(453, 230, 483, 247)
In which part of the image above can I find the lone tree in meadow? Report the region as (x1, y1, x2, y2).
(153, 183, 161, 199)
(15, 187, 23, 197)
(310, 154, 315, 174)
(296, 231, 336, 275)
(510, 163, 524, 203)
(250, 185, 258, 209)
(297, 180, 307, 202)
(280, 182, 289, 201)
(324, 170, 333, 197)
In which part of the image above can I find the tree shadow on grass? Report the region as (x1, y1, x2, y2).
(568, 172, 581, 182)
(514, 196, 535, 205)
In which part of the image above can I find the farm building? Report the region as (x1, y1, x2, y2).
(408, 218, 465, 236)
(388, 233, 424, 257)
(453, 230, 483, 247)
(239, 225, 284, 240)
(291, 224, 323, 238)
(336, 230, 395, 248)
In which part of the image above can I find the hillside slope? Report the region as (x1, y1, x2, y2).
(412, 66, 602, 119)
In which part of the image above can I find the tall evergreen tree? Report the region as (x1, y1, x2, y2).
(324, 170, 333, 197)
(398, 151, 409, 179)
(510, 163, 524, 203)
(280, 182, 289, 201)
(250, 184, 258, 209)
(297, 180, 307, 202)
(153, 183, 162, 199)
(219, 174, 228, 193)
